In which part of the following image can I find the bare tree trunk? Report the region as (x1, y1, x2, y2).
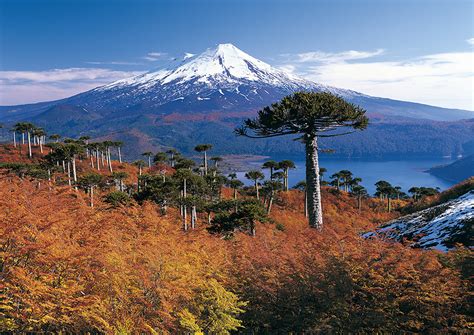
(13, 131, 16, 147)
(72, 157, 77, 183)
(305, 135, 323, 229)
(27, 131, 32, 158)
(387, 197, 391, 213)
(108, 148, 113, 173)
(204, 151, 208, 175)
(96, 150, 100, 171)
(191, 205, 197, 229)
(118, 147, 122, 163)
(90, 186, 94, 207)
(183, 179, 188, 231)
(22, 132, 25, 144)
(255, 181, 259, 200)
(67, 161, 72, 187)
(148, 156, 151, 168)
(39, 137, 43, 153)
(267, 193, 273, 214)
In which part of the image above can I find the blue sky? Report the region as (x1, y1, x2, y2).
(1, 0, 473, 109)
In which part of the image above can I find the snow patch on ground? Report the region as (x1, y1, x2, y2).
(364, 191, 474, 251)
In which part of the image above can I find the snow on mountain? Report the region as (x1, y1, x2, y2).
(74, 43, 359, 114)
(99, 43, 328, 91)
(364, 191, 474, 251)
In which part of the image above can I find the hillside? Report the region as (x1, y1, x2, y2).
(364, 179, 474, 250)
(1, 44, 473, 159)
(429, 154, 474, 182)
(0, 143, 472, 333)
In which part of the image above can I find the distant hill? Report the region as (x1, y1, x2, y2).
(429, 155, 474, 182)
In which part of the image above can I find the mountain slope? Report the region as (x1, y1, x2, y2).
(365, 184, 474, 251)
(429, 154, 474, 182)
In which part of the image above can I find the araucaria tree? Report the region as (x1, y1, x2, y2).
(236, 92, 368, 229)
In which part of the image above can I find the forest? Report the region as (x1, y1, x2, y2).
(0, 115, 472, 334)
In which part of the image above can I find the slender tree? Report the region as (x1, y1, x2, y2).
(210, 156, 223, 169)
(78, 173, 103, 207)
(293, 181, 308, 217)
(351, 185, 368, 212)
(142, 152, 153, 168)
(262, 160, 279, 181)
(112, 172, 128, 192)
(49, 134, 61, 143)
(236, 92, 368, 229)
(194, 144, 213, 175)
(278, 160, 295, 191)
(245, 170, 264, 200)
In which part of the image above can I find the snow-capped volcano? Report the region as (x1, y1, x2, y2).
(71, 43, 351, 114)
(100, 43, 324, 91)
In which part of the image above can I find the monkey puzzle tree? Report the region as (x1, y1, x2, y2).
(262, 160, 279, 181)
(351, 185, 368, 211)
(194, 144, 213, 175)
(210, 156, 223, 169)
(245, 170, 265, 200)
(236, 92, 368, 229)
(142, 152, 153, 168)
(78, 173, 103, 207)
(112, 171, 128, 192)
(278, 160, 295, 191)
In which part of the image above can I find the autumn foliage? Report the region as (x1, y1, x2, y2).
(0, 145, 472, 333)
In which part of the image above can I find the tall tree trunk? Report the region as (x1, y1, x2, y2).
(108, 148, 113, 173)
(387, 197, 391, 213)
(204, 151, 208, 175)
(255, 180, 259, 200)
(27, 131, 32, 158)
(39, 137, 43, 153)
(305, 135, 323, 229)
(183, 179, 188, 231)
(118, 147, 122, 163)
(191, 205, 197, 229)
(22, 132, 25, 144)
(67, 161, 72, 187)
(267, 193, 274, 214)
(13, 131, 16, 147)
(72, 157, 77, 183)
(90, 186, 94, 207)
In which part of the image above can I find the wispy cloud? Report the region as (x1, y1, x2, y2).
(0, 68, 144, 105)
(288, 49, 385, 63)
(85, 61, 144, 66)
(143, 52, 167, 61)
(467, 37, 474, 46)
(279, 49, 474, 110)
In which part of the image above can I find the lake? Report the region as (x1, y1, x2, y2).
(236, 156, 456, 195)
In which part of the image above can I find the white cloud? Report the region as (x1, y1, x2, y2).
(280, 50, 474, 110)
(85, 61, 143, 66)
(143, 52, 167, 61)
(292, 49, 385, 63)
(0, 68, 144, 105)
(467, 38, 474, 46)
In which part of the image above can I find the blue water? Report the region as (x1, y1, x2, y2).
(236, 156, 455, 196)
